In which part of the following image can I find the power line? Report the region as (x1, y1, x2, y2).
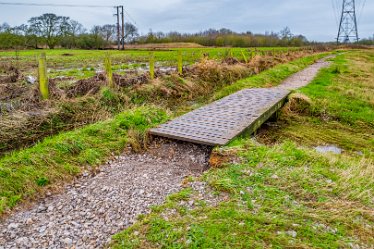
(331, 0, 340, 28)
(0, 1, 138, 26)
(123, 8, 138, 26)
(357, 0, 367, 24)
(0, 2, 114, 8)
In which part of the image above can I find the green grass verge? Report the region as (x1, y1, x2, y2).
(301, 53, 374, 125)
(258, 50, 374, 156)
(0, 106, 168, 214)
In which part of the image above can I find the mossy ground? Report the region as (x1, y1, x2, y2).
(112, 50, 374, 248)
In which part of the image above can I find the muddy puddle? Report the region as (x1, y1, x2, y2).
(314, 145, 343, 154)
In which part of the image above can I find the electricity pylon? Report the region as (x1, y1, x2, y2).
(337, 0, 359, 44)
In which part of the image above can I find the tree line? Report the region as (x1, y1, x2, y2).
(0, 14, 311, 49)
(0, 13, 138, 49)
(135, 29, 374, 47)
(136, 27, 311, 47)
(1, 13, 372, 49)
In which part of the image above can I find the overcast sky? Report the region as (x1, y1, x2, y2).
(0, 0, 372, 42)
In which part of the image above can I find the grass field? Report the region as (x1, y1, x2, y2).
(0, 47, 311, 79)
(111, 50, 374, 248)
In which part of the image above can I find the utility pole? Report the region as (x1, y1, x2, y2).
(114, 5, 125, 50)
(337, 0, 359, 44)
(121, 5, 125, 50)
(115, 6, 120, 50)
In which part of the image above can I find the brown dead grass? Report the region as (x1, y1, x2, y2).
(192, 58, 253, 85)
(301, 199, 374, 245)
(0, 97, 112, 155)
(284, 93, 312, 115)
(0, 48, 329, 155)
(66, 76, 105, 98)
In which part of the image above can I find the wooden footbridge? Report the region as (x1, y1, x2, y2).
(150, 59, 331, 146)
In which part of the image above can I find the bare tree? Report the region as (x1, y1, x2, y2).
(0, 23, 11, 33)
(70, 20, 85, 36)
(13, 24, 28, 36)
(280, 27, 293, 41)
(124, 23, 139, 42)
(66, 20, 84, 48)
(90, 25, 104, 49)
(99, 24, 116, 43)
(25, 24, 40, 49)
(28, 13, 72, 49)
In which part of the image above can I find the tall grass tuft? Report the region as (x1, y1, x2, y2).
(241, 50, 248, 63)
(177, 50, 183, 74)
(248, 50, 255, 60)
(38, 52, 49, 100)
(149, 52, 155, 80)
(104, 52, 113, 87)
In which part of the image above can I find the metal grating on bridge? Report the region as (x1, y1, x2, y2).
(150, 88, 290, 146)
(150, 58, 332, 146)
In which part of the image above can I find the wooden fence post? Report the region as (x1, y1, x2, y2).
(241, 50, 248, 63)
(104, 52, 113, 87)
(38, 52, 49, 100)
(229, 49, 234, 58)
(177, 50, 183, 74)
(149, 52, 155, 80)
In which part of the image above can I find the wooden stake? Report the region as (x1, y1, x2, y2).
(177, 50, 183, 75)
(149, 52, 155, 80)
(38, 52, 49, 100)
(104, 52, 113, 87)
(241, 50, 248, 63)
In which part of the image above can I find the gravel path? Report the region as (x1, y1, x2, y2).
(277, 57, 332, 90)
(0, 140, 211, 249)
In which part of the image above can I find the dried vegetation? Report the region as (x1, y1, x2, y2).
(0, 47, 330, 155)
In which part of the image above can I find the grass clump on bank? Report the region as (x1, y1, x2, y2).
(0, 106, 168, 215)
